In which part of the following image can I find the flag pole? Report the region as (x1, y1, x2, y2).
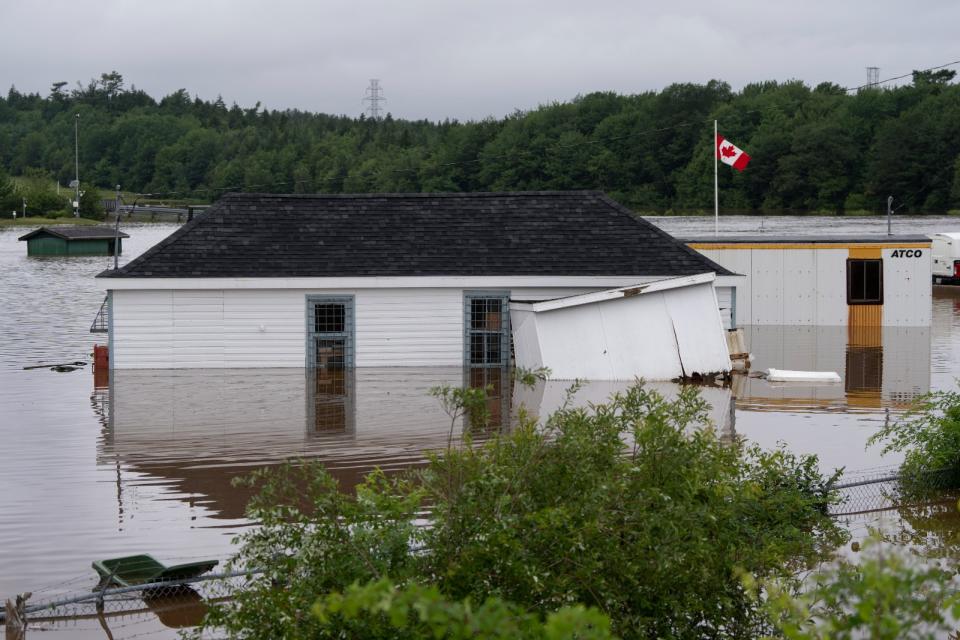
(714, 119, 719, 236)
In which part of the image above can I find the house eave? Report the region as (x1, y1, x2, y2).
(95, 274, 718, 291)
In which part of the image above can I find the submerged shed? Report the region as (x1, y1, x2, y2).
(19, 226, 129, 257)
(510, 273, 731, 380)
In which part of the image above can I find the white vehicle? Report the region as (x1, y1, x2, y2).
(932, 233, 960, 283)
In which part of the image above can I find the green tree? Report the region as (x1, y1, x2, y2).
(0, 167, 16, 213)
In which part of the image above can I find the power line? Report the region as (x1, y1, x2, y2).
(844, 59, 960, 92)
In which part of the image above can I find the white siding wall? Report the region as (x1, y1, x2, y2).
(113, 288, 465, 369)
(110, 284, 648, 369)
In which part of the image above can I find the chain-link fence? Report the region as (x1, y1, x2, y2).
(2, 560, 258, 639)
(829, 465, 960, 517)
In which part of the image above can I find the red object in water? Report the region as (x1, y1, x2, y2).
(93, 345, 109, 369)
(953, 260, 960, 279)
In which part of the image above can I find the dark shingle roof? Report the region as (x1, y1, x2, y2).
(99, 191, 732, 278)
(19, 226, 130, 241)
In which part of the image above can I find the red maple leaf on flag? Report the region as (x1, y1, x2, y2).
(720, 144, 737, 158)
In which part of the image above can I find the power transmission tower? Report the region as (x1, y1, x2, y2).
(363, 79, 385, 119)
(866, 66, 880, 88)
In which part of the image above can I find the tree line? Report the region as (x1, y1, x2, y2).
(1, 69, 959, 215)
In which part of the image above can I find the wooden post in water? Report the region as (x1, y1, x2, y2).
(5, 595, 26, 640)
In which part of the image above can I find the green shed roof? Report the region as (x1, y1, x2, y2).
(18, 226, 130, 241)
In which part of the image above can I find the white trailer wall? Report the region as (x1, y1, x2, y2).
(692, 245, 930, 326)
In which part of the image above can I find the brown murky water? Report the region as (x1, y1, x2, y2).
(3, 215, 960, 638)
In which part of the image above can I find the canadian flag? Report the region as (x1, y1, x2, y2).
(716, 134, 751, 171)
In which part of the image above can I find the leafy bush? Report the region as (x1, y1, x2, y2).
(312, 579, 614, 639)
(759, 536, 960, 640)
(201, 383, 844, 639)
(868, 390, 960, 493)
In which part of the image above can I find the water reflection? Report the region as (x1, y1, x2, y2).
(733, 325, 930, 412)
(97, 368, 736, 523)
(95, 322, 933, 526)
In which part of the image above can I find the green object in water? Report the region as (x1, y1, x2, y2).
(92, 554, 218, 587)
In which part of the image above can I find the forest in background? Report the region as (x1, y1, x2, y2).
(1, 69, 959, 216)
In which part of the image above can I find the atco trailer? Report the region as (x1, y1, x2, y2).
(685, 235, 932, 327)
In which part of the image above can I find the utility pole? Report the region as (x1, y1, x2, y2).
(113, 185, 122, 270)
(22, 198, 26, 218)
(363, 79, 385, 120)
(74, 113, 80, 217)
(887, 195, 894, 236)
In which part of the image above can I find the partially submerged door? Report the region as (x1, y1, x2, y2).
(306, 296, 355, 369)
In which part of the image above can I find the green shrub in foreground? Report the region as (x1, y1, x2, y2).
(200, 383, 844, 639)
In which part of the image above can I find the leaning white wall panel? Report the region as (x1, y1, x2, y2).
(595, 293, 683, 380)
(511, 279, 728, 381)
(510, 309, 543, 370)
(533, 304, 619, 380)
(662, 284, 732, 376)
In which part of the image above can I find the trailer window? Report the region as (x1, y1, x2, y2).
(847, 259, 883, 305)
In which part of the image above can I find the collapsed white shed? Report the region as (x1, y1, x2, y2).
(510, 273, 731, 381)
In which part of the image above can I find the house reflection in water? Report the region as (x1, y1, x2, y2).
(97, 367, 735, 523)
(732, 325, 930, 412)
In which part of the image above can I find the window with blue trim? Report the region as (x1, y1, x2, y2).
(306, 296, 354, 369)
(464, 292, 511, 367)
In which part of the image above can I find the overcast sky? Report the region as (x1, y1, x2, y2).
(1, 0, 957, 121)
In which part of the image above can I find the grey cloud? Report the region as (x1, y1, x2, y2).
(1, 0, 957, 120)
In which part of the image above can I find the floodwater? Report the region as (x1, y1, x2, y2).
(2, 215, 960, 638)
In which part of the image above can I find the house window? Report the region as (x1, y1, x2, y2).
(306, 296, 354, 369)
(464, 292, 511, 367)
(308, 368, 355, 435)
(847, 259, 883, 305)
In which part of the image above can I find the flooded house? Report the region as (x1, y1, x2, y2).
(95, 192, 738, 375)
(19, 226, 129, 256)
